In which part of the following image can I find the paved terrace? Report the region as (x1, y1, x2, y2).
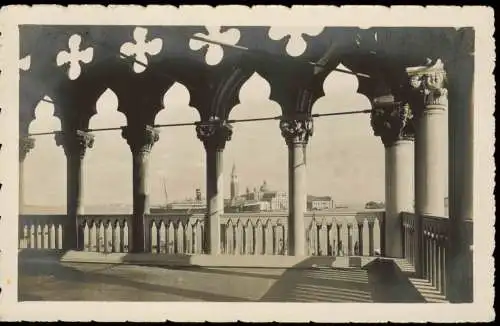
(19, 253, 446, 303)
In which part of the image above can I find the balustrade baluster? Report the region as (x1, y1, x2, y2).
(99, 221, 106, 253)
(357, 222, 364, 256)
(50, 224, 56, 249)
(42, 224, 49, 249)
(374, 218, 381, 255)
(347, 223, 353, 256)
(255, 221, 263, 255)
(123, 220, 130, 252)
(94, 221, 100, 252)
(235, 222, 241, 255)
(272, 225, 278, 255)
(321, 220, 327, 256)
(423, 231, 428, 279)
(57, 224, 63, 250)
(242, 222, 249, 255)
(185, 222, 192, 254)
(263, 220, 271, 255)
(436, 234, 442, 293)
(368, 221, 374, 256)
(439, 236, 446, 295)
(151, 220, 158, 253)
(176, 221, 184, 254)
(224, 221, 231, 254)
(112, 220, 120, 252)
(158, 221, 166, 254)
(35, 224, 42, 249)
(200, 223, 205, 254)
(427, 233, 432, 281)
(432, 235, 438, 288)
(192, 221, 198, 254)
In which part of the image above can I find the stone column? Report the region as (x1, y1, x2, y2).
(407, 59, 448, 276)
(122, 125, 159, 253)
(445, 43, 474, 303)
(56, 130, 94, 250)
(280, 118, 313, 256)
(371, 95, 415, 258)
(196, 117, 233, 255)
(19, 136, 35, 212)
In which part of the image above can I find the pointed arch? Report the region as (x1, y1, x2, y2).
(149, 82, 204, 206)
(88, 88, 126, 129)
(308, 63, 385, 206)
(24, 96, 66, 211)
(224, 72, 287, 211)
(85, 88, 132, 211)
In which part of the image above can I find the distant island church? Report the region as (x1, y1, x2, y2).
(151, 163, 336, 214)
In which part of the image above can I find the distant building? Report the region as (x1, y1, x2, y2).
(230, 163, 239, 202)
(225, 171, 288, 212)
(307, 195, 334, 211)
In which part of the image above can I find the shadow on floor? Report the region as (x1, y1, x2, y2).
(260, 256, 374, 302)
(362, 258, 426, 302)
(18, 259, 250, 302)
(19, 254, 428, 303)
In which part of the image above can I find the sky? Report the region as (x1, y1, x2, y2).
(22, 28, 449, 211)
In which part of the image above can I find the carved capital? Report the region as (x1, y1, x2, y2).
(371, 95, 415, 147)
(19, 136, 35, 161)
(195, 117, 233, 150)
(121, 125, 159, 155)
(55, 130, 94, 159)
(279, 118, 313, 146)
(406, 59, 448, 112)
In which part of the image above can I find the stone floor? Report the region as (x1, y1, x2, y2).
(18, 256, 439, 302)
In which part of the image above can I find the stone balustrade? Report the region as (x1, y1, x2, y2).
(401, 212, 451, 297)
(422, 215, 449, 296)
(402, 212, 417, 266)
(78, 215, 133, 253)
(19, 214, 68, 250)
(145, 213, 205, 254)
(18, 210, 385, 257)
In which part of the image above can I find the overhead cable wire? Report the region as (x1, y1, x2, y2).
(27, 108, 373, 136)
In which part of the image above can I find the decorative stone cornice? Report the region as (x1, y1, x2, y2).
(371, 95, 415, 147)
(406, 59, 448, 111)
(55, 130, 94, 159)
(19, 136, 35, 161)
(279, 118, 314, 146)
(121, 125, 159, 155)
(195, 116, 233, 150)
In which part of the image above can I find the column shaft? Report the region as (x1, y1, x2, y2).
(122, 125, 159, 253)
(385, 140, 414, 257)
(288, 142, 307, 255)
(280, 118, 313, 256)
(206, 147, 224, 255)
(415, 107, 446, 217)
(196, 118, 232, 255)
(56, 131, 94, 250)
(131, 150, 150, 252)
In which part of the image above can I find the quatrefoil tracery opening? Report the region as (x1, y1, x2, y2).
(56, 34, 94, 80)
(120, 27, 163, 73)
(189, 26, 240, 66)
